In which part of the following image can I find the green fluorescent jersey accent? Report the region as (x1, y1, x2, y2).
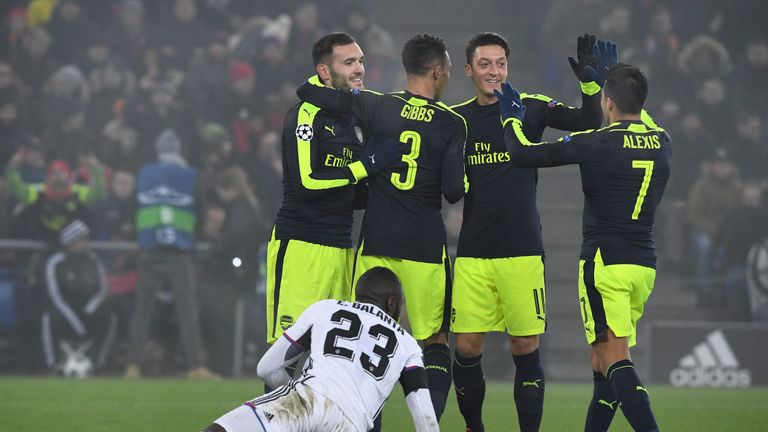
(580, 80, 601, 96)
(137, 206, 196, 231)
(636, 385, 649, 395)
(296, 102, 354, 190)
(607, 364, 634, 381)
(450, 97, 477, 109)
(347, 160, 368, 182)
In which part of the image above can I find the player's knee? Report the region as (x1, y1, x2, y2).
(508, 334, 539, 356)
(455, 334, 483, 357)
(422, 331, 447, 347)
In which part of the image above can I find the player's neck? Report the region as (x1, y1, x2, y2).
(475, 91, 497, 106)
(609, 112, 642, 123)
(406, 77, 437, 100)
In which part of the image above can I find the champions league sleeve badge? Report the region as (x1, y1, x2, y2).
(296, 124, 314, 141)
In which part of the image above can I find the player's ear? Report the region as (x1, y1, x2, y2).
(465, 63, 472, 78)
(316, 63, 330, 83)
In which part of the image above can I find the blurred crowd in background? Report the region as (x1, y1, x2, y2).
(0, 0, 765, 377)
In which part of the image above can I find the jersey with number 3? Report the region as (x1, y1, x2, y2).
(504, 119, 671, 268)
(283, 299, 424, 431)
(296, 82, 467, 264)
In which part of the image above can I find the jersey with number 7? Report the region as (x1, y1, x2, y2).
(503, 117, 671, 268)
(297, 77, 467, 264)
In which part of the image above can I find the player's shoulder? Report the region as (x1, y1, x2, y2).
(520, 92, 560, 108)
(449, 97, 477, 115)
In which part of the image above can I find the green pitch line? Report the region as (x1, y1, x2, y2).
(1, 378, 767, 431)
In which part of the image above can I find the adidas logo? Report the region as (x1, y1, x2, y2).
(670, 330, 751, 388)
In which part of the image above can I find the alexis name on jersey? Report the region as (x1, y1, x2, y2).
(347, 300, 406, 336)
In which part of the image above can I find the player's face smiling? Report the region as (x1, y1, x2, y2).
(328, 43, 365, 91)
(467, 45, 508, 101)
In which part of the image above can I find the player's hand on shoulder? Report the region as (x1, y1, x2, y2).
(493, 82, 526, 124)
(361, 136, 405, 174)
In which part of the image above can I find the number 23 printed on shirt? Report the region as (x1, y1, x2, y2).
(323, 309, 398, 380)
(391, 130, 421, 190)
(631, 160, 654, 220)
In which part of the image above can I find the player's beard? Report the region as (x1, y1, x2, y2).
(329, 69, 362, 91)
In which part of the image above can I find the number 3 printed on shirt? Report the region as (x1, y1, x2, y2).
(390, 130, 421, 190)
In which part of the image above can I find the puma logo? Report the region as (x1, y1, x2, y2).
(368, 155, 376, 164)
(456, 387, 465, 396)
(636, 385, 649, 395)
(598, 399, 618, 410)
(522, 379, 541, 388)
(324, 125, 335, 136)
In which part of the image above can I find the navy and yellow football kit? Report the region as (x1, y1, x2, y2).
(503, 116, 671, 346)
(450, 92, 602, 335)
(267, 101, 365, 343)
(297, 76, 466, 340)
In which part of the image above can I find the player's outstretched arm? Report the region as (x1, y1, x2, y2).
(296, 75, 381, 125)
(256, 335, 307, 389)
(497, 83, 598, 168)
(400, 367, 440, 432)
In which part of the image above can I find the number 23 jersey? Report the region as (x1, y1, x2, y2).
(283, 299, 424, 430)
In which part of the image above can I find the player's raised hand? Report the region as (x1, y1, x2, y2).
(493, 82, 526, 123)
(361, 137, 406, 175)
(568, 33, 598, 83)
(594, 40, 619, 87)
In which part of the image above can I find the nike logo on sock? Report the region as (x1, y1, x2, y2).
(522, 379, 541, 388)
(598, 399, 618, 410)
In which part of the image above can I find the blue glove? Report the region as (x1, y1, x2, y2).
(360, 136, 404, 175)
(594, 40, 619, 87)
(493, 82, 525, 124)
(568, 33, 598, 83)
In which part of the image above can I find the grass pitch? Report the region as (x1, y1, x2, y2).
(2, 377, 767, 431)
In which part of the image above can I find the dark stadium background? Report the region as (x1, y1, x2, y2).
(0, 0, 766, 386)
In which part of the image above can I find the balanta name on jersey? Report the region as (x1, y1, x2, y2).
(346, 300, 406, 335)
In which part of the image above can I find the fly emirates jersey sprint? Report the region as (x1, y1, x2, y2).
(284, 299, 424, 431)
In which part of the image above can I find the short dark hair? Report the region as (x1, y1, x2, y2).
(603, 64, 648, 114)
(355, 267, 403, 309)
(401, 33, 448, 76)
(465, 32, 510, 64)
(312, 32, 357, 66)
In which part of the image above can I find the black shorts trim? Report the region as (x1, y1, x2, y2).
(271, 240, 290, 340)
(583, 260, 608, 343)
(440, 247, 453, 333)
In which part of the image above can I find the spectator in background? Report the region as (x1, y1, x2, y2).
(250, 131, 282, 220)
(0, 6, 28, 63)
(14, 26, 57, 90)
(0, 92, 29, 169)
(200, 166, 264, 375)
(362, 26, 402, 92)
(86, 59, 135, 136)
(41, 220, 117, 376)
(26, 0, 58, 28)
(46, 0, 97, 66)
(288, 3, 323, 71)
(687, 149, 743, 306)
(151, 0, 209, 72)
(124, 80, 194, 166)
(13, 138, 46, 184)
(99, 99, 139, 170)
(125, 129, 216, 379)
(198, 122, 234, 198)
(96, 169, 136, 241)
(105, 0, 150, 75)
(6, 148, 106, 244)
(38, 65, 92, 163)
(734, 36, 768, 115)
(186, 32, 230, 121)
(716, 182, 768, 320)
(733, 113, 766, 182)
(206, 62, 264, 166)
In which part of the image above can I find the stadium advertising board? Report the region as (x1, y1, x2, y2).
(648, 321, 768, 387)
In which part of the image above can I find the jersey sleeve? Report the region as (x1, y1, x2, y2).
(503, 117, 602, 168)
(296, 75, 382, 127)
(282, 104, 359, 199)
(523, 92, 603, 133)
(441, 117, 468, 203)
